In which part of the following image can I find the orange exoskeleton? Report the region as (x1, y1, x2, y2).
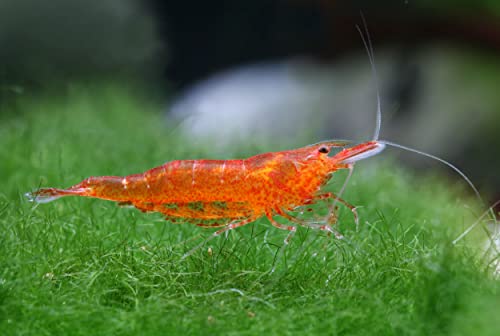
(27, 140, 385, 254)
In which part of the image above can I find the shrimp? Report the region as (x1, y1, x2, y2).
(26, 140, 385, 240)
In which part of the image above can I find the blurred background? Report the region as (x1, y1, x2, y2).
(1, 0, 500, 203)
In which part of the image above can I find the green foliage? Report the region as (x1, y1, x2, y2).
(0, 84, 498, 335)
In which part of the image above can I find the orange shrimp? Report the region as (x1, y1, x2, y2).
(26, 140, 385, 242)
(26, 20, 389, 254)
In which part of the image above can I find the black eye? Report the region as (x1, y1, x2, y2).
(318, 146, 329, 154)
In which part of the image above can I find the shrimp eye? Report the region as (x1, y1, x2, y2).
(318, 146, 329, 154)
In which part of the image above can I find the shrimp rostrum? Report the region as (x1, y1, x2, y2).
(27, 140, 385, 247)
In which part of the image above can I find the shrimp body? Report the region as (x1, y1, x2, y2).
(27, 141, 384, 228)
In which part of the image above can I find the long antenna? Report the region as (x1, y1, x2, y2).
(378, 140, 494, 243)
(356, 13, 381, 141)
(355, 15, 493, 244)
(380, 140, 484, 205)
(327, 15, 381, 226)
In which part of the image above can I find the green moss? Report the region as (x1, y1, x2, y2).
(0, 83, 497, 335)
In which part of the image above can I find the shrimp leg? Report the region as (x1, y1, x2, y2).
(267, 208, 344, 272)
(181, 216, 258, 259)
(265, 211, 297, 273)
(274, 207, 344, 239)
(314, 192, 359, 230)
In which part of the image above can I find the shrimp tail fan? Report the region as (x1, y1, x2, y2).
(25, 187, 85, 204)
